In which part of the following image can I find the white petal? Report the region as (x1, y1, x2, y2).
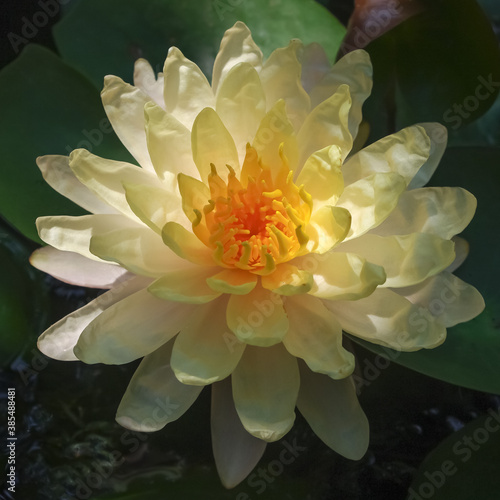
(163, 47, 215, 129)
(37, 276, 149, 361)
(133, 58, 164, 107)
(211, 377, 266, 489)
(101, 75, 155, 171)
(116, 341, 202, 432)
(297, 364, 369, 460)
(300, 43, 331, 94)
(36, 155, 116, 214)
(74, 288, 196, 364)
(232, 344, 299, 442)
(212, 21, 263, 95)
(30, 246, 130, 288)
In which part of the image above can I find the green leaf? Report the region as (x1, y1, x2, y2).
(407, 410, 500, 500)
(53, 0, 346, 89)
(0, 221, 48, 366)
(350, 147, 500, 395)
(0, 44, 131, 243)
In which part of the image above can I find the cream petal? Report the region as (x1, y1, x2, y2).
(191, 107, 240, 181)
(171, 298, 246, 385)
(206, 269, 258, 295)
(300, 43, 331, 94)
(36, 155, 116, 214)
(74, 288, 195, 364)
(37, 276, 149, 361)
(259, 40, 311, 131)
(373, 187, 477, 239)
(446, 236, 469, 273)
(216, 62, 266, 162)
(337, 172, 407, 239)
(144, 101, 199, 183)
(133, 58, 164, 107)
(302, 251, 386, 300)
(408, 122, 448, 189)
(226, 285, 289, 347)
(296, 84, 353, 167)
(101, 75, 155, 171)
(116, 341, 203, 432)
(161, 221, 215, 266)
(163, 47, 215, 129)
(283, 295, 355, 379)
(211, 377, 266, 489)
(395, 271, 485, 327)
(309, 49, 372, 141)
(297, 364, 369, 460)
(36, 214, 138, 261)
(252, 99, 299, 173)
(148, 266, 221, 304)
(338, 233, 455, 288)
(342, 125, 430, 187)
(261, 264, 313, 296)
(295, 145, 343, 209)
(90, 225, 186, 277)
(69, 148, 162, 221)
(123, 182, 186, 233)
(30, 246, 130, 288)
(212, 21, 263, 94)
(306, 206, 351, 254)
(232, 343, 299, 442)
(325, 288, 447, 351)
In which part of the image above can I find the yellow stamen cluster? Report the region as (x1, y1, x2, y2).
(194, 145, 312, 275)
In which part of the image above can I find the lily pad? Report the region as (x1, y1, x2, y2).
(53, 0, 346, 88)
(350, 147, 500, 395)
(0, 44, 131, 243)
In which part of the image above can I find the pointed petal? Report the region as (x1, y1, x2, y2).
(300, 43, 331, 94)
(252, 100, 298, 172)
(177, 172, 211, 224)
(395, 271, 485, 327)
(296, 145, 343, 210)
(163, 47, 215, 128)
(309, 49, 373, 141)
(227, 285, 289, 346)
(101, 75, 155, 171)
(69, 148, 162, 220)
(36, 155, 116, 214)
(325, 288, 447, 350)
(30, 246, 130, 288)
(216, 62, 266, 161)
(303, 251, 386, 300)
(232, 344, 299, 442)
(342, 125, 430, 187)
(297, 364, 369, 460)
(206, 269, 258, 295)
(306, 206, 351, 254)
(116, 341, 202, 432)
(36, 214, 137, 261)
(171, 298, 246, 385)
(338, 233, 455, 288)
(161, 221, 214, 266)
(408, 122, 448, 189)
(74, 288, 195, 364)
(212, 21, 263, 94)
(191, 107, 239, 181)
(148, 266, 221, 304)
(297, 84, 353, 167)
(90, 225, 186, 277)
(373, 187, 477, 239)
(337, 172, 407, 239)
(37, 276, 149, 361)
(211, 377, 266, 489)
(133, 58, 164, 107)
(259, 40, 311, 131)
(283, 295, 355, 379)
(144, 101, 199, 183)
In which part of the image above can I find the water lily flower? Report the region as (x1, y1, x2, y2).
(31, 22, 484, 488)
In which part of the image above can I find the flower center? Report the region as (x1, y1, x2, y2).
(193, 145, 312, 275)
